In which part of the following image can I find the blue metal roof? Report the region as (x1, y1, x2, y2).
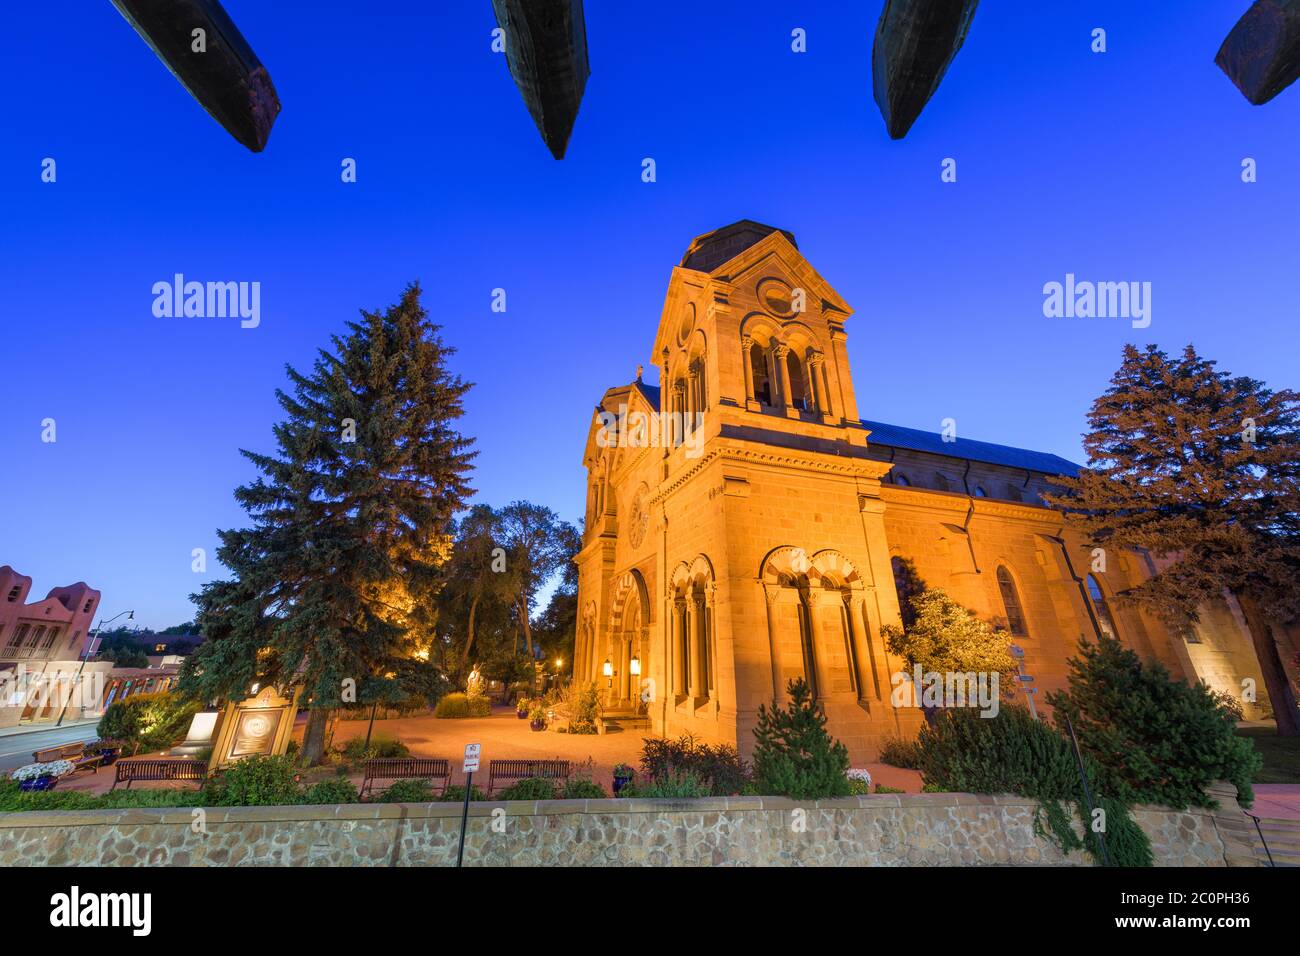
(860, 420, 1081, 476)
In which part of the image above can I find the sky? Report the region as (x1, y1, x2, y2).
(2, 1, 1298, 630)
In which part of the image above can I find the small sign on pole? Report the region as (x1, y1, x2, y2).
(456, 743, 481, 868)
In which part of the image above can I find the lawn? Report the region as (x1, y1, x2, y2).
(1238, 726, 1300, 784)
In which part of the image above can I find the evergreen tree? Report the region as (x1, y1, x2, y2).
(182, 284, 474, 763)
(1046, 635, 1261, 809)
(752, 677, 851, 799)
(1046, 344, 1300, 735)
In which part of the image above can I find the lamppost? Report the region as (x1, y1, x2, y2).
(55, 609, 133, 727)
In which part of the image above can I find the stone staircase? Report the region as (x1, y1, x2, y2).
(597, 710, 651, 734)
(1246, 815, 1300, 867)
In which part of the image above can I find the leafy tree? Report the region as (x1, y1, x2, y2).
(752, 677, 850, 799)
(1046, 344, 1300, 735)
(1046, 635, 1261, 809)
(181, 284, 474, 764)
(496, 501, 578, 669)
(881, 587, 1019, 722)
(435, 504, 513, 683)
(93, 629, 149, 668)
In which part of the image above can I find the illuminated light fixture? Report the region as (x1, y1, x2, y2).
(629, 655, 641, 676)
(602, 658, 613, 677)
(249, 683, 260, 695)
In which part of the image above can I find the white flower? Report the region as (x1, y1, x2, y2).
(846, 768, 872, 786)
(11, 760, 74, 781)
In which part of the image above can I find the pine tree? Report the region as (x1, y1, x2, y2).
(1045, 344, 1300, 735)
(182, 284, 475, 762)
(752, 677, 851, 799)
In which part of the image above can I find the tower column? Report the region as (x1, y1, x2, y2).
(808, 353, 826, 414)
(774, 344, 792, 413)
(686, 596, 701, 699)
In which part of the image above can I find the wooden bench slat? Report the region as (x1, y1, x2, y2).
(486, 758, 570, 795)
(360, 757, 452, 798)
(111, 758, 208, 791)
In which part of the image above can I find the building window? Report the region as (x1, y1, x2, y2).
(894, 473, 911, 487)
(1004, 484, 1023, 502)
(39, 627, 59, 650)
(974, 486, 987, 497)
(6, 623, 31, 648)
(796, 594, 818, 699)
(786, 351, 808, 411)
(933, 472, 950, 492)
(83, 599, 93, 613)
(6, 586, 19, 602)
(996, 566, 1028, 637)
(750, 343, 772, 406)
(155, 643, 166, 653)
(1086, 574, 1118, 640)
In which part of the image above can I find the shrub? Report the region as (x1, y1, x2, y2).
(439, 784, 489, 802)
(846, 768, 872, 795)
(302, 777, 359, 805)
(0, 779, 204, 813)
(203, 755, 301, 807)
(434, 693, 491, 718)
(1047, 636, 1262, 809)
(374, 778, 435, 803)
(496, 777, 558, 801)
(878, 734, 922, 770)
(621, 772, 711, 799)
(881, 587, 1019, 684)
(874, 784, 905, 794)
(751, 678, 850, 800)
(639, 735, 750, 796)
(566, 681, 601, 735)
(341, 737, 410, 761)
(562, 779, 607, 799)
(96, 691, 201, 753)
(915, 704, 1151, 867)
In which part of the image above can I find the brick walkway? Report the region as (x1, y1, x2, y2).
(46, 706, 925, 795)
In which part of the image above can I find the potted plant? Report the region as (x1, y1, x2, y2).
(612, 763, 635, 794)
(91, 739, 126, 765)
(516, 696, 531, 719)
(11, 760, 73, 792)
(528, 703, 547, 732)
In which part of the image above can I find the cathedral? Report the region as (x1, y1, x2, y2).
(573, 220, 1281, 763)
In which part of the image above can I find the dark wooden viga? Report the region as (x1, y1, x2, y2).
(487, 759, 570, 795)
(110, 757, 208, 791)
(360, 758, 452, 798)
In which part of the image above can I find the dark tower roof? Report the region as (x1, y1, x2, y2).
(680, 220, 797, 273)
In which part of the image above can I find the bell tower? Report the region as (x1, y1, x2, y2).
(649, 220, 864, 449)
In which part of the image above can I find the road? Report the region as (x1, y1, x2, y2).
(0, 722, 100, 774)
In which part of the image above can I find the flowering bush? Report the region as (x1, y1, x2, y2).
(846, 768, 873, 795)
(11, 761, 73, 781)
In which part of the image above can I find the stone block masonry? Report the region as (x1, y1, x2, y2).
(0, 784, 1259, 867)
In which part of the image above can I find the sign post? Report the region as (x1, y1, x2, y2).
(456, 743, 480, 868)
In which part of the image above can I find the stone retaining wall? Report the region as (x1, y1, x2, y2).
(0, 783, 1259, 867)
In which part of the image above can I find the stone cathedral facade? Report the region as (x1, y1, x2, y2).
(573, 220, 1282, 763)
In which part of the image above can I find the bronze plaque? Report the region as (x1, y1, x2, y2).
(229, 708, 283, 758)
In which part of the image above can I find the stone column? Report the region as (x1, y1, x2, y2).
(774, 344, 792, 412)
(741, 336, 756, 404)
(802, 588, 834, 700)
(672, 382, 685, 446)
(703, 582, 717, 698)
(762, 584, 783, 706)
(808, 352, 826, 414)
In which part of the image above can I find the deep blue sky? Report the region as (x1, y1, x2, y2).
(2, 1, 1297, 630)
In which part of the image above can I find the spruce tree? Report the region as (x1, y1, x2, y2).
(752, 677, 851, 799)
(182, 283, 474, 762)
(1046, 344, 1300, 735)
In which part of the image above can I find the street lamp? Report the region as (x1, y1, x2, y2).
(56, 609, 133, 727)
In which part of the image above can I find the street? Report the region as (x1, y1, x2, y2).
(0, 722, 100, 774)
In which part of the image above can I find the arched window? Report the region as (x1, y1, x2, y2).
(891, 555, 924, 629)
(750, 343, 772, 406)
(1004, 484, 1023, 502)
(933, 472, 951, 492)
(796, 592, 818, 698)
(974, 486, 987, 498)
(1086, 575, 1118, 640)
(894, 473, 911, 487)
(996, 566, 1028, 637)
(786, 351, 807, 411)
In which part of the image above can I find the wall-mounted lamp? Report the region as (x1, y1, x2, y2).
(629, 655, 641, 677)
(603, 657, 613, 688)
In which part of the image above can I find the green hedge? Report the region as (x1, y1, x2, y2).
(433, 693, 491, 718)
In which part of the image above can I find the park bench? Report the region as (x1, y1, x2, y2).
(110, 757, 208, 791)
(32, 742, 104, 775)
(360, 757, 452, 799)
(487, 759, 570, 796)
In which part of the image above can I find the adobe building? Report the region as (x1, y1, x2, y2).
(0, 565, 114, 728)
(572, 221, 1293, 763)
